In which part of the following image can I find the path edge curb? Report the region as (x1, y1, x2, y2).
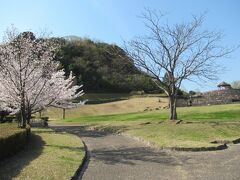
(71, 139, 90, 180)
(49, 125, 90, 180)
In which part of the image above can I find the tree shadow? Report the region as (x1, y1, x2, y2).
(52, 126, 190, 167)
(52, 125, 110, 138)
(91, 146, 185, 166)
(45, 144, 85, 152)
(0, 134, 45, 180)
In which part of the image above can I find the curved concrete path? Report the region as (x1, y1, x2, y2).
(52, 125, 240, 180)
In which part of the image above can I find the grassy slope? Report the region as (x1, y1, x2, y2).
(49, 103, 240, 148)
(79, 93, 130, 102)
(79, 93, 166, 102)
(0, 128, 84, 180)
(44, 97, 168, 119)
(52, 103, 240, 123)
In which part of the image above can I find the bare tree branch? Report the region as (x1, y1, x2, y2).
(123, 9, 234, 120)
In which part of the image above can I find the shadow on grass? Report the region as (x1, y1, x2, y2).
(32, 130, 61, 134)
(52, 125, 190, 166)
(45, 144, 84, 152)
(0, 134, 45, 180)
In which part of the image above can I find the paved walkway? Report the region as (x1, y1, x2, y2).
(52, 125, 240, 180)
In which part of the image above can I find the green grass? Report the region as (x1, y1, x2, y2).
(127, 122, 240, 148)
(177, 104, 240, 121)
(51, 103, 240, 148)
(54, 103, 240, 124)
(0, 128, 85, 180)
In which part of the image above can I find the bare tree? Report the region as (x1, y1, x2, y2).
(124, 9, 233, 120)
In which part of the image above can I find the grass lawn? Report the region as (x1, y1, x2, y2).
(77, 93, 166, 104)
(42, 97, 168, 119)
(0, 128, 85, 180)
(51, 103, 240, 123)
(0, 123, 25, 139)
(50, 103, 240, 148)
(126, 122, 240, 148)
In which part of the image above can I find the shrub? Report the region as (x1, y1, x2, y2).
(130, 90, 145, 95)
(0, 123, 30, 160)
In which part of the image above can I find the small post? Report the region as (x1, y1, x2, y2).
(63, 108, 66, 119)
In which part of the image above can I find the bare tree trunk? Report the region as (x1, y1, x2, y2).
(169, 95, 177, 120)
(20, 107, 27, 128)
(26, 107, 31, 126)
(16, 113, 21, 127)
(20, 91, 27, 128)
(63, 108, 66, 119)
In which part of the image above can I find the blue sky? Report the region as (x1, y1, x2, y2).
(0, 0, 239, 91)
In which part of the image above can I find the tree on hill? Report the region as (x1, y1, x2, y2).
(124, 9, 233, 120)
(0, 30, 83, 128)
(57, 37, 159, 93)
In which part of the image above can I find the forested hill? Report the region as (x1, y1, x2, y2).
(56, 36, 159, 93)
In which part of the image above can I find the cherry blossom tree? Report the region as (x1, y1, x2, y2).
(0, 31, 83, 127)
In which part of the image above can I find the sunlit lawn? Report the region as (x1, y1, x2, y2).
(0, 123, 24, 139)
(50, 103, 240, 148)
(0, 128, 84, 180)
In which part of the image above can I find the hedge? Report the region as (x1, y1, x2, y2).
(0, 123, 30, 160)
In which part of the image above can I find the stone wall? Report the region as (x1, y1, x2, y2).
(176, 89, 240, 107)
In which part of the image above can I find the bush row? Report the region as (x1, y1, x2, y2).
(0, 125, 30, 160)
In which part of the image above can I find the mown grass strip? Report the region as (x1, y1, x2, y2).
(0, 128, 85, 180)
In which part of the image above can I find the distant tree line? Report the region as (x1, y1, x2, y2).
(55, 36, 160, 93)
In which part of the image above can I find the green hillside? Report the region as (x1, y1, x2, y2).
(56, 37, 159, 93)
